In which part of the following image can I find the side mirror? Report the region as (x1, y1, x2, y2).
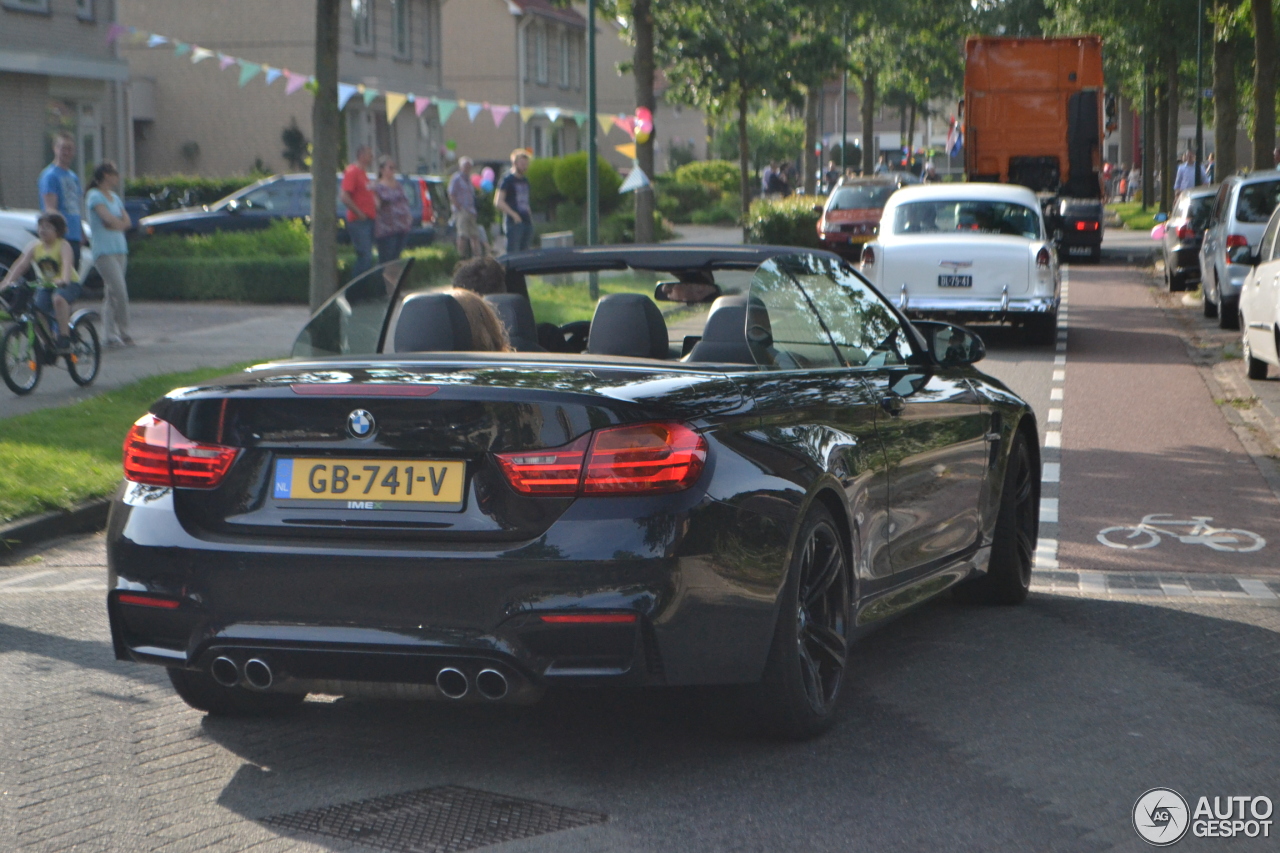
(654, 280, 721, 303)
(1228, 244, 1260, 267)
(812, 204, 823, 214)
(1153, 212, 1169, 223)
(912, 320, 986, 366)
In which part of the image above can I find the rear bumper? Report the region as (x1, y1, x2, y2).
(900, 293, 1059, 319)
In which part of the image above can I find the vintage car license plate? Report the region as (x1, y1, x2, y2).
(273, 458, 465, 507)
(938, 274, 973, 288)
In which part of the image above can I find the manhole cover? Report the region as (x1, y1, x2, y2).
(263, 785, 607, 853)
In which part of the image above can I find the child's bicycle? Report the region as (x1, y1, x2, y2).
(0, 282, 101, 395)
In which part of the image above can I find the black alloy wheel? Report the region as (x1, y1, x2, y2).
(1, 323, 41, 395)
(1243, 324, 1270, 380)
(955, 430, 1036, 605)
(167, 668, 306, 717)
(1204, 277, 1219, 318)
(1218, 295, 1238, 330)
(66, 318, 100, 386)
(752, 504, 851, 739)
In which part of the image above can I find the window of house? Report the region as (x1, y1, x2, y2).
(558, 30, 570, 88)
(2, 0, 50, 12)
(535, 26, 548, 85)
(422, 0, 436, 65)
(391, 0, 410, 59)
(567, 35, 579, 90)
(531, 125, 545, 158)
(75, 0, 93, 20)
(352, 0, 373, 53)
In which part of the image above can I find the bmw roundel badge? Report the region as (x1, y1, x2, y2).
(347, 409, 375, 438)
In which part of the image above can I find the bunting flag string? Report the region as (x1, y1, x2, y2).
(112, 25, 630, 136)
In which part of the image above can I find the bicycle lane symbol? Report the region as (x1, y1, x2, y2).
(1097, 514, 1266, 552)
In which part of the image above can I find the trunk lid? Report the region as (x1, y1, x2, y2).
(881, 235, 1034, 299)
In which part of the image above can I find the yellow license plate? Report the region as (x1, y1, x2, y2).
(273, 458, 465, 506)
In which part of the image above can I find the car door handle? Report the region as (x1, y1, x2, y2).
(879, 395, 906, 417)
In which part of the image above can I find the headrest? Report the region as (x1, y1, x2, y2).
(686, 295, 753, 364)
(586, 293, 669, 359)
(485, 293, 543, 351)
(392, 292, 473, 352)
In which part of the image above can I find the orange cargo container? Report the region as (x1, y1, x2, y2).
(964, 36, 1105, 199)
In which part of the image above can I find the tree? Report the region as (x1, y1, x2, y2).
(1250, 0, 1276, 170)
(630, 0, 656, 242)
(1211, 3, 1243, 179)
(311, 0, 340, 311)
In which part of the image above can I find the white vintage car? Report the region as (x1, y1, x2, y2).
(858, 183, 1061, 343)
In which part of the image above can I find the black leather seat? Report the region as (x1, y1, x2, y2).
(686, 295, 754, 364)
(486, 293, 544, 351)
(392, 292, 473, 352)
(586, 293, 669, 359)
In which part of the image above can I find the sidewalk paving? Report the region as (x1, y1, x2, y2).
(0, 299, 310, 420)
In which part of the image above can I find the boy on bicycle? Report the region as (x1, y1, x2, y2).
(0, 212, 80, 352)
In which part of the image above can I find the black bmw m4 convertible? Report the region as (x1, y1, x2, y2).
(107, 245, 1039, 739)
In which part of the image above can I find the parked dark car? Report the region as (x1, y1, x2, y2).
(138, 173, 446, 248)
(1056, 198, 1104, 263)
(106, 245, 1039, 740)
(1159, 186, 1216, 291)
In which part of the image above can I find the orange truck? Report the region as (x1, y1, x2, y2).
(963, 36, 1115, 261)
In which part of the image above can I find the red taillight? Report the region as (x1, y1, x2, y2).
(123, 413, 240, 489)
(539, 613, 638, 624)
(1175, 223, 1195, 240)
(1074, 220, 1100, 231)
(1226, 234, 1249, 263)
(1036, 247, 1052, 268)
(117, 593, 181, 609)
(861, 244, 875, 266)
(495, 421, 707, 497)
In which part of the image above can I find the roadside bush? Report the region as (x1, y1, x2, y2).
(131, 219, 311, 260)
(128, 257, 313, 302)
(690, 196, 741, 226)
(125, 175, 259, 211)
(653, 177, 718, 223)
(671, 160, 740, 194)
(553, 153, 622, 211)
(526, 156, 561, 213)
(401, 244, 460, 289)
(745, 195, 825, 248)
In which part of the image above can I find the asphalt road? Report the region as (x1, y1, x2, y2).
(3, 248, 1280, 852)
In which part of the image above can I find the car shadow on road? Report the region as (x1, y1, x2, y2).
(197, 594, 1278, 852)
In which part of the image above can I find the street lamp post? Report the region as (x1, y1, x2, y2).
(586, 0, 599, 298)
(840, 17, 848, 174)
(1194, 0, 1204, 185)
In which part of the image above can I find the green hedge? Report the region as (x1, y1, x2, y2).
(128, 257, 313, 302)
(401, 244, 460, 288)
(670, 160, 740, 194)
(526, 157, 560, 212)
(553, 153, 622, 211)
(745, 195, 825, 248)
(125, 175, 259, 211)
(130, 219, 311, 259)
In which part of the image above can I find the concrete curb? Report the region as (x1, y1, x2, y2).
(0, 497, 110, 555)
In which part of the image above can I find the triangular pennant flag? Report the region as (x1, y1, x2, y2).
(173, 42, 191, 57)
(414, 96, 431, 117)
(574, 112, 589, 127)
(146, 34, 169, 48)
(491, 105, 511, 127)
(618, 162, 650, 194)
(436, 99, 458, 124)
(466, 102, 483, 121)
(615, 115, 636, 138)
(615, 144, 638, 161)
(362, 87, 378, 106)
(218, 54, 236, 70)
(284, 70, 308, 94)
(545, 107, 562, 124)
(105, 23, 127, 44)
(519, 107, 536, 123)
(338, 82, 358, 110)
(597, 113, 615, 134)
(237, 61, 262, 87)
(385, 92, 408, 123)
(191, 47, 214, 64)
(263, 67, 282, 86)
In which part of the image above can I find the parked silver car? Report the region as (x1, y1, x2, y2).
(1199, 172, 1280, 329)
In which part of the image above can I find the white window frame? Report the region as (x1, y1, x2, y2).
(75, 0, 94, 21)
(558, 29, 570, 89)
(534, 26, 548, 85)
(2, 0, 50, 13)
(422, 0, 436, 65)
(351, 0, 374, 54)
(391, 0, 410, 60)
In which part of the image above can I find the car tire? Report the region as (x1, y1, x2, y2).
(1089, 245, 1102, 264)
(1243, 325, 1270, 380)
(748, 503, 851, 740)
(1203, 278, 1218, 318)
(1218, 297, 1238, 330)
(1024, 312, 1058, 346)
(167, 667, 306, 717)
(953, 430, 1036, 606)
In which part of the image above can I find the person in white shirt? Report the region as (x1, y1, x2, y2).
(1173, 151, 1206, 192)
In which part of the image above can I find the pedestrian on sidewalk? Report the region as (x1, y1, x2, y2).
(495, 149, 533, 253)
(340, 145, 377, 279)
(372, 155, 412, 264)
(450, 157, 483, 259)
(84, 161, 133, 347)
(38, 132, 85, 270)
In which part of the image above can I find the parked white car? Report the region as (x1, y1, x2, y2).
(0, 209, 97, 286)
(1239, 204, 1280, 380)
(859, 183, 1061, 343)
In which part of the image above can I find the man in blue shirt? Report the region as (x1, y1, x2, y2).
(38, 132, 85, 268)
(495, 149, 533, 253)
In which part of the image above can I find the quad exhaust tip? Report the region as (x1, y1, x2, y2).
(475, 668, 509, 701)
(210, 656, 240, 687)
(435, 667, 469, 699)
(243, 658, 273, 690)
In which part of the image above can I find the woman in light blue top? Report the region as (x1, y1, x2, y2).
(85, 161, 133, 346)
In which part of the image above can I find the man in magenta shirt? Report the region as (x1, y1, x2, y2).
(341, 145, 377, 279)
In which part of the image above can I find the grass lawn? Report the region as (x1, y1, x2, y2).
(1108, 201, 1163, 232)
(0, 362, 254, 524)
(526, 271, 661, 327)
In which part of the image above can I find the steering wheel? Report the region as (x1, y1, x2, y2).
(560, 321, 591, 353)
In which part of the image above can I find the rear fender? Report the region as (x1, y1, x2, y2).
(70, 307, 100, 326)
